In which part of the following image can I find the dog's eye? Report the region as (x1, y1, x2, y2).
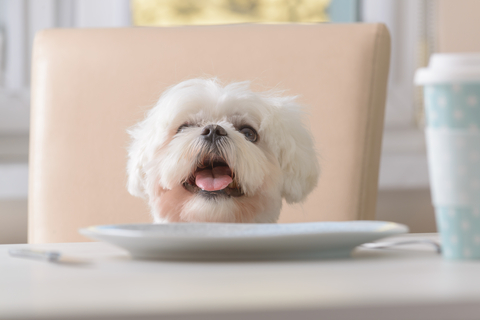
(177, 123, 190, 133)
(240, 126, 258, 142)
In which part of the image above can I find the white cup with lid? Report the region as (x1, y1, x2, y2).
(415, 53, 480, 260)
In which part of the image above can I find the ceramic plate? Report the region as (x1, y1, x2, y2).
(79, 221, 408, 260)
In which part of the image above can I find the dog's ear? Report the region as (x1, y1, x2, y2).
(126, 111, 167, 199)
(126, 126, 149, 199)
(265, 98, 320, 204)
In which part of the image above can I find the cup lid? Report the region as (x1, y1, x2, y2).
(415, 53, 480, 85)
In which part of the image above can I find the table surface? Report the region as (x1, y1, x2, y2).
(2, 233, 480, 320)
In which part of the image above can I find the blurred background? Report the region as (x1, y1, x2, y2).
(0, 0, 478, 243)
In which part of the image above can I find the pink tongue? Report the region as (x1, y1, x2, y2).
(195, 166, 233, 191)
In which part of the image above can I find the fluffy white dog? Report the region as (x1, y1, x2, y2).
(127, 78, 319, 223)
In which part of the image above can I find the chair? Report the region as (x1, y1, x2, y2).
(29, 24, 390, 243)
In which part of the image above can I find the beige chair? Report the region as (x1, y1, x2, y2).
(29, 24, 390, 243)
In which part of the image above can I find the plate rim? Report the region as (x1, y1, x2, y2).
(79, 221, 409, 241)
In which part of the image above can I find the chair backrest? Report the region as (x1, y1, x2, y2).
(29, 24, 390, 243)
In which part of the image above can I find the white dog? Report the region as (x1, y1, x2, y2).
(127, 78, 319, 223)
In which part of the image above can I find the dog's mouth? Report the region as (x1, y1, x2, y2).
(182, 156, 244, 198)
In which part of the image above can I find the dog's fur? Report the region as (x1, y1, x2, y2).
(127, 79, 319, 223)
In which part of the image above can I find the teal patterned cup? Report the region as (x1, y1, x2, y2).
(416, 53, 480, 260)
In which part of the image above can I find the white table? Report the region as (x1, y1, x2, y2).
(1, 233, 480, 320)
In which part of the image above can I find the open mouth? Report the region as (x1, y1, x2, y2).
(182, 156, 244, 198)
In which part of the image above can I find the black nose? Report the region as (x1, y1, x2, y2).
(201, 125, 227, 142)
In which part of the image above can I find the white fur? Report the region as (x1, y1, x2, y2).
(127, 78, 319, 223)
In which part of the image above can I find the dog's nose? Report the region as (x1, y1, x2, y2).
(201, 125, 227, 142)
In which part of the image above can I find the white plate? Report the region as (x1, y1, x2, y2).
(79, 221, 408, 260)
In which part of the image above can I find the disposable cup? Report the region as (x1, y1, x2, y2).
(415, 53, 480, 259)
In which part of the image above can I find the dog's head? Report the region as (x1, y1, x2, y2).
(127, 79, 319, 223)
